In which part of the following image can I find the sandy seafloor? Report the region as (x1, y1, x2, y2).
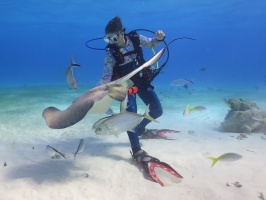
(0, 84, 266, 200)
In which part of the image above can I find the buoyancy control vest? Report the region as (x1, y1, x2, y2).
(107, 31, 154, 86)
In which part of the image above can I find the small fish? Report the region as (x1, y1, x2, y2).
(170, 79, 194, 89)
(94, 105, 158, 137)
(66, 56, 81, 89)
(46, 145, 67, 159)
(251, 121, 261, 129)
(232, 181, 242, 188)
(82, 173, 89, 178)
(254, 86, 260, 91)
(223, 98, 231, 108)
(188, 130, 196, 134)
(207, 153, 242, 167)
(199, 67, 207, 72)
(252, 115, 266, 123)
(206, 87, 214, 90)
(74, 139, 84, 160)
(183, 105, 207, 116)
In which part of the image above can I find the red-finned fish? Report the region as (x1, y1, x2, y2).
(66, 56, 80, 89)
(207, 153, 242, 167)
(183, 105, 207, 116)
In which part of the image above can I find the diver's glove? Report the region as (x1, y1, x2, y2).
(131, 150, 183, 186)
(155, 30, 166, 41)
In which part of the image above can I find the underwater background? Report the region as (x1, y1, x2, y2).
(1, 0, 266, 89)
(1, 2, 266, 199)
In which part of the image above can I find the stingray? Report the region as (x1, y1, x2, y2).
(42, 47, 165, 129)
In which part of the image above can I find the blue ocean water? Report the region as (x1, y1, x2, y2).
(1, 0, 266, 88)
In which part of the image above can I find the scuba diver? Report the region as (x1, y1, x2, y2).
(92, 16, 183, 186)
(100, 16, 165, 139)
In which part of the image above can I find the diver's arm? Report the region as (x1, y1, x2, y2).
(98, 51, 115, 85)
(139, 30, 165, 48)
(139, 34, 160, 48)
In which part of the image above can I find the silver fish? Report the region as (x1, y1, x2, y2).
(94, 105, 158, 137)
(92, 94, 128, 130)
(193, 106, 207, 111)
(66, 56, 80, 89)
(74, 139, 84, 160)
(92, 116, 110, 130)
(170, 79, 194, 88)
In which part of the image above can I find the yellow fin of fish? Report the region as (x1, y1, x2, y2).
(143, 105, 159, 123)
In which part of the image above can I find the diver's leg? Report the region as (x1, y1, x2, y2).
(128, 88, 182, 186)
(126, 94, 141, 153)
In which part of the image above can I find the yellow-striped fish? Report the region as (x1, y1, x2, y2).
(208, 153, 242, 167)
(183, 105, 207, 116)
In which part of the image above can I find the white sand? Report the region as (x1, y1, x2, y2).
(0, 85, 266, 200)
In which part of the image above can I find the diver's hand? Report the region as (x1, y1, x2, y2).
(155, 30, 165, 41)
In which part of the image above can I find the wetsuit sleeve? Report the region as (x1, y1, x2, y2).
(98, 50, 116, 85)
(139, 34, 162, 48)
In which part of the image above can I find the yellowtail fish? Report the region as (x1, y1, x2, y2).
(66, 56, 80, 89)
(252, 115, 266, 123)
(183, 105, 207, 116)
(93, 105, 158, 137)
(208, 153, 242, 167)
(223, 98, 231, 108)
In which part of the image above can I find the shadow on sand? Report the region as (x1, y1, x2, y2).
(5, 136, 131, 184)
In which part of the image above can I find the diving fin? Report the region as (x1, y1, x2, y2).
(140, 129, 180, 140)
(148, 161, 183, 186)
(132, 150, 183, 186)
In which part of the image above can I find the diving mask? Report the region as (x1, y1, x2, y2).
(104, 28, 125, 44)
(104, 33, 119, 44)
